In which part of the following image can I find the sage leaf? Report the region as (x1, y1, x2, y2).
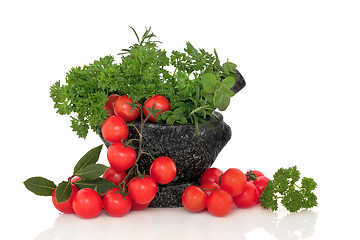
(24, 177, 56, 196)
(77, 164, 108, 180)
(55, 181, 72, 203)
(73, 145, 103, 175)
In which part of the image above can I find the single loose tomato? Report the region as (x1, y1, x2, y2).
(253, 176, 270, 197)
(104, 94, 120, 116)
(72, 188, 103, 219)
(143, 95, 171, 122)
(182, 185, 207, 213)
(128, 176, 157, 204)
(207, 189, 233, 217)
(233, 182, 259, 208)
(150, 156, 176, 184)
(102, 166, 127, 186)
(101, 115, 128, 143)
(200, 167, 223, 185)
(131, 201, 150, 211)
(103, 191, 132, 217)
(199, 182, 220, 196)
(114, 95, 141, 122)
(52, 184, 79, 214)
(220, 168, 246, 197)
(107, 143, 136, 172)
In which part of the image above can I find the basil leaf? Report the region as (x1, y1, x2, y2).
(55, 181, 72, 203)
(77, 164, 108, 180)
(73, 145, 103, 175)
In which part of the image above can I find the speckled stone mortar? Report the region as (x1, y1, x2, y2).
(98, 69, 245, 208)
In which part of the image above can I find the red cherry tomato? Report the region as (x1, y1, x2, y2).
(103, 191, 132, 217)
(200, 167, 223, 185)
(182, 185, 207, 213)
(220, 168, 247, 197)
(52, 184, 79, 214)
(150, 156, 176, 184)
(72, 188, 103, 219)
(102, 166, 127, 186)
(253, 176, 270, 197)
(113, 95, 141, 122)
(199, 182, 220, 196)
(101, 115, 129, 143)
(128, 176, 157, 204)
(104, 94, 120, 116)
(131, 201, 150, 211)
(143, 95, 171, 122)
(107, 143, 136, 172)
(233, 182, 259, 208)
(207, 189, 233, 217)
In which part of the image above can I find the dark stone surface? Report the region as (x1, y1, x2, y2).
(231, 69, 246, 94)
(98, 69, 246, 207)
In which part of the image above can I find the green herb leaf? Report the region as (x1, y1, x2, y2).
(77, 164, 108, 180)
(24, 177, 56, 196)
(74, 178, 116, 194)
(220, 76, 235, 91)
(214, 91, 231, 111)
(201, 73, 217, 93)
(55, 181, 72, 203)
(73, 145, 103, 175)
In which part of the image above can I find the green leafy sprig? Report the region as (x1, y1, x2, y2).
(259, 166, 318, 213)
(24, 145, 115, 203)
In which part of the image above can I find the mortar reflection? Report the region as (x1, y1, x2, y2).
(33, 207, 318, 240)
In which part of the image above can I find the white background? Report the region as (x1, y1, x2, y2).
(1, 0, 360, 239)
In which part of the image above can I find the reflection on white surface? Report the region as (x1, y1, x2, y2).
(33, 206, 317, 240)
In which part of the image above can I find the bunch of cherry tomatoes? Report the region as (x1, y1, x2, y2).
(52, 93, 270, 218)
(182, 168, 269, 217)
(52, 94, 177, 219)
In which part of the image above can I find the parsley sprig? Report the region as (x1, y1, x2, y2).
(260, 166, 318, 212)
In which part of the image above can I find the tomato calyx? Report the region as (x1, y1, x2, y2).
(245, 170, 258, 181)
(143, 103, 164, 121)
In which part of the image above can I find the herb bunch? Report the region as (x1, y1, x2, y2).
(259, 166, 318, 212)
(50, 27, 238, 138)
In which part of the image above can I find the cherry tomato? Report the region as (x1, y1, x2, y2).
(102, 166, 127, 186)
(107, 143, 136, 172)
(233, 182, 259, 208)
(220, 168, 246, 197)
(52, 184, 79, 214)
(72, 188, 103, 219)
(199, 182, 220, 196)
(101, 115, 129, 143)
(104, 94, 120, 116)
(113, 95, 141, 122)
(143, 95, 171, 122)
(253, 176, 270, 197)
(103, 191, 132, 217)
(200, 167, 223, 185)
(131, 201, 150, 211)
(128, 176, 157, 204)
(150, 156, 176, 184)
(182, 185, 207, 213)
(207, 189, 233, 217)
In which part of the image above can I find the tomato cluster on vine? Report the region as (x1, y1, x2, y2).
(182, 167, 270, 217)
(51, 94, 176, 219)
